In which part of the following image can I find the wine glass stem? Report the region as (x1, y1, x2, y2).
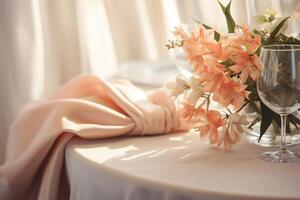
(280, 114, 287, 154)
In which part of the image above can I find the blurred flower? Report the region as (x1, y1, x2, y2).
(289, 1, 300, 38)
(293, 0, 300, 17)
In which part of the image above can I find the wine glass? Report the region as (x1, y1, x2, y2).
(257, 44, 300, 163)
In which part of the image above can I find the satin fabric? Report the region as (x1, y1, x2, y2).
(0, 74, 187, 200)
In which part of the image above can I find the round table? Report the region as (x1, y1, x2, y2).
(65, 131, 300, 200)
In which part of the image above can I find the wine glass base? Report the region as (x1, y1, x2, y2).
(261, 149, 300, 163)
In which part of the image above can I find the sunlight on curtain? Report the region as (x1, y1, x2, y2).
(135, 1, 159, 60)
(31, 0, 45, 99)
(0, 0, 299, 164)
(161, 0, 180, 33)
(75, 0, 117, 77)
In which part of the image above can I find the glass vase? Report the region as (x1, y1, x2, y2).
(244, 104, 300, 147)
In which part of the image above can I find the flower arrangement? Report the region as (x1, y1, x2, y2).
(167, 0, 300, 150)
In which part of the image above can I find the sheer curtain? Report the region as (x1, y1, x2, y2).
(0, 0, 298, 163)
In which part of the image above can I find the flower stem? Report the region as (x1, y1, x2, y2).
(206, 94, 211, 111)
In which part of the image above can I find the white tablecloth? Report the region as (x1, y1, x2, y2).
(65, 132, 300, 200)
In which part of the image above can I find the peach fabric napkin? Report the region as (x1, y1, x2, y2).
(0, 74, 187, 200)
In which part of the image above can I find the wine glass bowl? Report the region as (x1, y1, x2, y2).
(257, 44, 300, 163)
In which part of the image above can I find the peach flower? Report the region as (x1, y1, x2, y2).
(195, 65, 249, 110)
(195, 110, 225, 145)
(223, 26, 262, 83)
(174, 25, 220, 72)
(181, 102, 205, 122)
(212, 77, 250, 109)
(198, 68, 225, 92)
(170, 24, 262, 150)
(230, 52, 262, 83)
(227, 25, 261, 54)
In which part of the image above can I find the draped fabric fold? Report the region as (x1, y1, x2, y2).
(0, 74, 187, 200)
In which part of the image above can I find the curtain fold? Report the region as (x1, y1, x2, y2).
(0, 0, 299, 164)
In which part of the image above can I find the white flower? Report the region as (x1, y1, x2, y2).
(187, 88, 203, 106)
(186, 76, 204, 106)
(187, 76, 201, 89)
(218, 113, 249, 150)
(166, 76, 188, 97)
(166, 75, 204, 106)
(255, 9, 277, 24)
(227, 113, 249, 133)
(254, 9, 278, 32)
(226, 113, 249, 141)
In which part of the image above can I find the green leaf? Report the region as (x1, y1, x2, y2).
(289, 113, 300, 125)
(245, 79, 258, 101)
(218, 0, 227, 14)
(202, 23, 212, 29)
(219, 59, 234, 67)
(193, 18, 201, 25)
(275, 33, 300, 45)
(258, 101, 274, 142)
(214, 31, 221, 41)
(193, 18, 209, 27)
(289, 114, 300, 134)
(218, 0, 236, 33)
(192, 18, 221, 41)
(265, 17, 290, 44)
